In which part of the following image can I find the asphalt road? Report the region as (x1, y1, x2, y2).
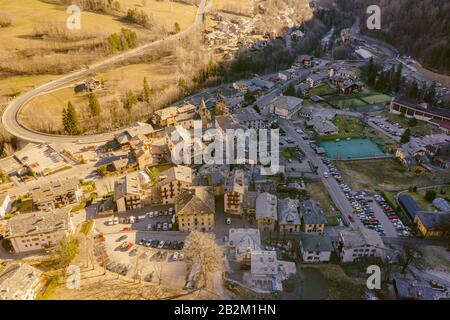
(1, 0, 208, 145)
(278, 118, 356, 227)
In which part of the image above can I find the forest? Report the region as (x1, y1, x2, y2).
(336, 0, 450, 75)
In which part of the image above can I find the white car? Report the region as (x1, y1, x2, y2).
(158, 241, 165, 249)
(226, 218, 232, 225)
(172, 252, 179, 261)
(149, 211, 154, 218)
(113, 217, 119, 225)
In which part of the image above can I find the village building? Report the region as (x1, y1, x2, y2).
(414, 211, 450, 238)
(4, 208, 73, 253)
(299, 232, 334, 263)
(114, 173, 141, 213)
(389, 97, 450, 133)
(268, 95, 303, 119)
(277, 198, 301, 233)
(242, 191, 258, 216)
(305, 72, 328, 88)
(223, 169, 246, 215)
(395, 134, 450, 170)
(0, 263, 45, 300)
(158, 165, 193, 204)
(234, 108, 265, 130)
(300, 200, 328, 234)
(228, 228, 261, 262)
(337, 226, 386, 263)
(255, 193, 278, 232)
(306, 115, 338, 136)
(175, 186, 215, 232)
(295, 54, 313, 68)
(31, 176, 82, 211)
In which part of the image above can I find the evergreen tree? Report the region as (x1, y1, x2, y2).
(424, 81, 436, 103)
(63, 101, 81, 135)
(142, 77, 153, 103)
(400, 128, 411, 144)
(367, 57, 376, 86)
(284, 83, 296, 97)
(174, 22, 180, 33)
(394, 64, 403, 92)
(88, 93, 101, 117)
(123, 90, 138, 111)
(407, 80, 419, 99)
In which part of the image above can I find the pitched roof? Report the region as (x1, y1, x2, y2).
(158, 165, 192, 186)
(300, 200, 327, 225)
(4, 208, 71, 239)
(0, 264, 43, 300)
(339, 226, 385, 249)
(415, 211, 450, 230)
(228, 228, 261, 252)
(175, 187, 215, 216)
(278, 198, 300, 225)
(398, 195, 421, 220)
(299, 232, 334, 252)
(271, 95, 303, 111)
(256, 193, 278, 220)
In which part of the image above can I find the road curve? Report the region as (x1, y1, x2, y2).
(2, 0, 208, 145)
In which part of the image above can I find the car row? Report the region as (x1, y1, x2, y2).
(323, 159, 387, 236)
(94, 242, 133, 276)
(137, 238, 184, 250)
(373, 194, 412, 237)
(145, 221, 174, 231)
(371, 119, 403, 137)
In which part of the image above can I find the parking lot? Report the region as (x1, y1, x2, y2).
(322, 158, 411, 238)
(369, 116, 404, 140)
(93, 228, 188, 288)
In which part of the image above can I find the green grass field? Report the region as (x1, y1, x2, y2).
(327, 97, 366, 109)
(308, 84, 335, 97)
(360, 94, 391, 104)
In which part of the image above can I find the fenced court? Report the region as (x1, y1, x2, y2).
(320, 138, 386, 160)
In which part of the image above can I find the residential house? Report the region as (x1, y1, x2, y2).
(337, 226, 386, 263)
(0, 264, 45, 300)
(296, 54, 313, 68)
(396, 134, 450, 170)
(269, 96, 303, 119)
(299, 232, 333, 263)
(153, 106, 178, 127)
(234, 108, 265, 130)
(256, 193, 278, 232)
(223, 169, 246, 215)
(278, 198, 301, 233)
(31, 176, 82, 211)
(114, 173, 141, 213)
(306, 115, 338, 136)
(393, 276, 450, 300)
(340, 80, 363, 94)
(228, 228, 261, 262)
(249, 250, 280, 292)
(247, 250, 296, 292)
(4, 208, 73, 253)
(158, 165, 193, 204)
(175, 187, 215, 232)
(414, 211, 450, 238)
(300, 200, 327, 234)
(305, 72, 327, 88)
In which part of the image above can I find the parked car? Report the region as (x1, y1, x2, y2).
(172, 252, 179, 261)
(226, 218, 232, 225)
(158, 241, 165, 249)
(116, 235, 128, 242)
(163, 222, 168, 231)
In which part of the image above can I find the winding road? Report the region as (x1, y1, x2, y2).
(1, 0, 208, 145)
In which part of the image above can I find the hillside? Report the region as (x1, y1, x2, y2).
(336, 0, 450, 75)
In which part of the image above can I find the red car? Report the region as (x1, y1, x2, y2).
(348, 215, 356, 222)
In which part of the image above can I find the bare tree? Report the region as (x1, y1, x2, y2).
(184, 231, 223, 289)
(398, 244, 423, 274)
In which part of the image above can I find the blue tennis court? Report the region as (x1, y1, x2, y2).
(320, 138, 385, 159)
